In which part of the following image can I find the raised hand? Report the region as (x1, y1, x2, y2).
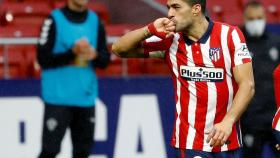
(148, 17, 176, 39)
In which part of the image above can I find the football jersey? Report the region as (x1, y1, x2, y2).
(143, 19, 252, 152)
(272, 65, 280, 131)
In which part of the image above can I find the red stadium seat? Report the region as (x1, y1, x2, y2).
(106, 24, 143, 36)
(207, 0, 242, 25)
(53, 1, 110, 24)
(222, 11, 244, 26)
(0, 1, 52, 17)
(0, 25, 40, 37)
(0, 45, 28, 78)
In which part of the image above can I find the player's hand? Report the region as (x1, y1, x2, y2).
(72, 39, 90, 55)
(276, 144, 280, 151)
(80, 46, 98, 61)
(206, 119, 233, 147)
(148, 17, 176, 39)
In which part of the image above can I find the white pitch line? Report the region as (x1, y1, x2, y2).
(141, 0, 168, 14)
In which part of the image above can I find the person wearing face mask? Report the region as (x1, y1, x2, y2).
(240, 1, 280, 158)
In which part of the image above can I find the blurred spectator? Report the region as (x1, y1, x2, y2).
(37, 0, 110, 157)
(240, 1, 280, 158)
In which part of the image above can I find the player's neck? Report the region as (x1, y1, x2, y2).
(184, 17, 209, 42)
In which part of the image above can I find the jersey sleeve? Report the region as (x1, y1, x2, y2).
(142, 35, 172, 58)
(229, 27, 252, 67)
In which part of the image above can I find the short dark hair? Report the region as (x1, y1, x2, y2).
(244, 1, 263, 10)
(185, 0, 206, 14)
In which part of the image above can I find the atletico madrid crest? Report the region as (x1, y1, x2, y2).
(209, 48, 221, 62)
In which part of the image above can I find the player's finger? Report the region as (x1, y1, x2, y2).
(276, 144, 280, 150)
(210, 130, 221, 147)
(206, 128, 216, 143)
(163, 18, 171, 25)
(166, 26, 176, 32)
(216, 132, 225, 147)
(165, 20, 175, 27)
(165, 32, 174, 38)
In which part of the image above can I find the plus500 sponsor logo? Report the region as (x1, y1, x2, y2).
(180, 66, 224, 82)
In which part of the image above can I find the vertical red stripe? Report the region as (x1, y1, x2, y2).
(273, 66, 280, 129)
(274, 65, 280, 108)
(177, 36, 190, 148)
(180, 149, 185, 158)
(226, 123, 239, 149)
(210, 23, 230, 152)
(191, 43, 208, 150)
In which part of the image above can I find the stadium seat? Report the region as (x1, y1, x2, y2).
(0, 1, 52, 17)
(53, 1, 110, 24)
(207, 0, 242, 25)
(222, 11, 244, 26)
(0, 25, 40, 37)
(106, 24, 143, 36)
(0, 45, 28, 78)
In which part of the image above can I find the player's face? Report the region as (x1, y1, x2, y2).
(167, 0, 194, 32)
(70, 0, 89, 9)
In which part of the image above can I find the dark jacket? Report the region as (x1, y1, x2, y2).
(241, 26, 280, 130)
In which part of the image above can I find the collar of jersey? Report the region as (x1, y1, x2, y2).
(184, 16, 214, 46)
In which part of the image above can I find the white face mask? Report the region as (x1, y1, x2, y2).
(245, 19, 266, 37)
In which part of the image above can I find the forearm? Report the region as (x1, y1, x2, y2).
(111, 26, 151, 56)
(37, 49, 76, 69)
(223, 81, 255, 124)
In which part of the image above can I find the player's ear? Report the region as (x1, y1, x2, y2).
(192, 4, 201, 16)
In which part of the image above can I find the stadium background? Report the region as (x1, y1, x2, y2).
(0, 0, 279, 157)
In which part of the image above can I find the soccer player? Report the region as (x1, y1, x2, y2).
(273, 65, 280, 151)
(112, 0, 255, 157)
(37, 0, 110, 157)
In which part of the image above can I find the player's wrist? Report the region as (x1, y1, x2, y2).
(147, 22, 166, 39)
(222, 115, 236, 125)
(143, 26, 152, 38)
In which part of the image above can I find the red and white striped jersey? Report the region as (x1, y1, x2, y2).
(272, 65, 280, 131)
(143, 20, 252, 152)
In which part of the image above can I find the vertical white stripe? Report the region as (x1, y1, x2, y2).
(185, 43, 197, 149)
(275, 108, 280, 131)
(169, 34, 181, 147)
(221, 25, 235, 151)
(200, 37, 217, 151)
(232, 29, 243, 66)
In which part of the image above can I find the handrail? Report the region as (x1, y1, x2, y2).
(0, 36, 120, 79)
(0, 36, 119, 45)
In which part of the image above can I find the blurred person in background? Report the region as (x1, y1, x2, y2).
(240, 1, 280, 158)
(273, 65, 280, 151)
(112, 0, 254, 157)
(37, 0, 110, 157)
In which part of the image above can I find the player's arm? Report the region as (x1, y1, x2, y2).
(111, 18, 175, 58)
(207, 27, 255, 147)
(111, 26, 150, 58)
(37, 16, 77, 69)
(207, 63, 255, 147)
(226, 62, 255, 124)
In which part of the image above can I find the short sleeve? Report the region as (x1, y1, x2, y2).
(143, 36, 172, 58)
(229, 27, 252, 67)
